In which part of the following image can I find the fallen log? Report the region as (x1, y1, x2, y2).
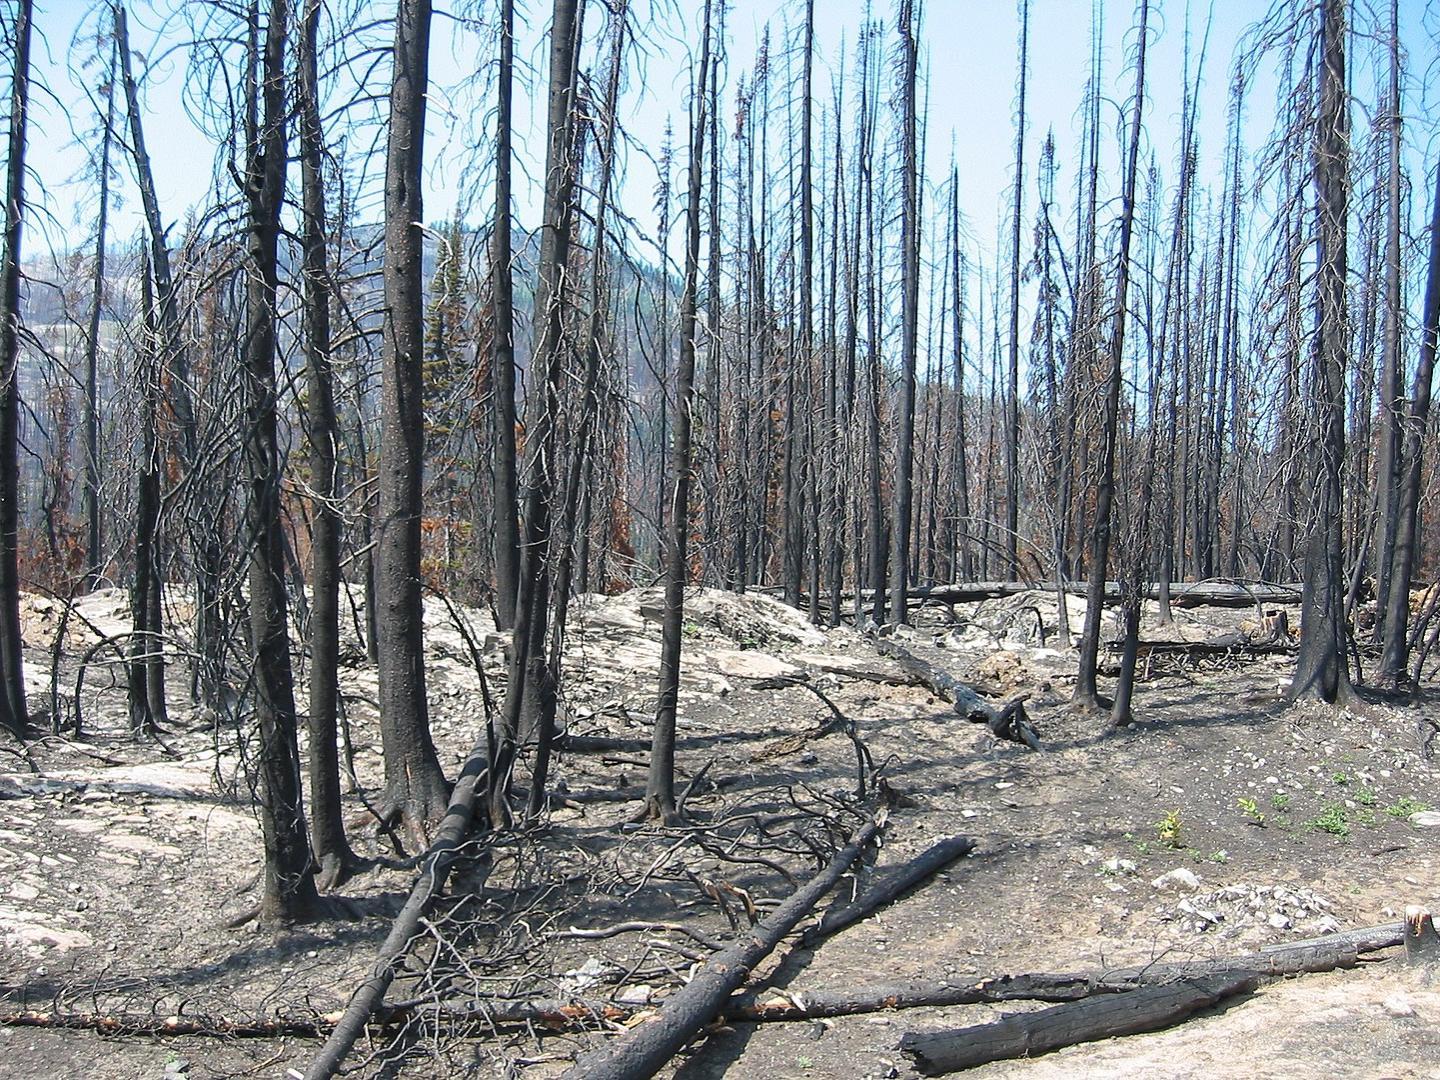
(847, 580, 1303, 609)
(554, 734, 653, 754)
(801, 834, 976, 946)
(302, 746, 493, 1080)
(872, 637, 1039, 748)
(898, 971, 1259, 1075)
(561, 811, 886, 1080)
(1258, 919, 1403, 955)
(0, 938, 1369, 1043)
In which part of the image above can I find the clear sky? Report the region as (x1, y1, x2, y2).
(16, 0, 1440, 271)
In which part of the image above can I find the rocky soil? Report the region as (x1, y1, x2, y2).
(1, 584, 1437, 1078)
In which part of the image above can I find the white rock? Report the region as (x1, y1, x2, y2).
(1408, 811, 1440, 828)
(1383, 994, 1416, 1018)
(616, 985, 653, 1006)
(1267, 913, 1292, 930)
(1102, 857, 1138, 876)
(1151, 868, 1201, 892)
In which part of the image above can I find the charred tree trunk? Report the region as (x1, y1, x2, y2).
(1074, 0, 1148, 712)
(490, 0, 521, 631)
(0, 0, 33, 735)
(83, 29, 117, 591)
(1003, 0, 1029, 581)
(241, 0, 321, 924)
(298, 0, 356, 889)
(887, 0, 920, 625)
(1289, 0, 1352, 704)
(645, 0, 712, 824)
(375, 0, 450, 844)
(489, 0, 584, 827)
(1378, 160, 1440, 686)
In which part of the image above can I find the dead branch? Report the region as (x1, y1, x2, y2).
(302, 745, 493, 1080)
(899, 971, 1259, 1075)
(801, 834, 975, 946)
(872, 636, 1039, 748)
(561, 810, 886, 1080)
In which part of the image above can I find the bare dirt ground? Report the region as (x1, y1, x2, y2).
(1, 585, 1438, 1079)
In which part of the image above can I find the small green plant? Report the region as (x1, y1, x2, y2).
(1270, 793, 1292, 812)
(797, 1057, 814, 1070)
(1331, 770, 1349, 787)
(1385, 796, 1429, 819)
(1307, 804, 1350, 839)
(1156, 809, 1183, 849)
(1236, 796, 1265, 826)
(1133, 840, 1153, 856)
(1356, 808, 1377, 828)
(1355, 787, 1377, 808)
(1207, 849, 1230, 864)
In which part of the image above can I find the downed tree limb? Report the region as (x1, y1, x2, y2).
(801, 834, 976, 946)
(302, 748, 493, 1080)
(0, 936, 1373, 1043)
(1258, 920, 1403, 955)
(899, 971, 1259, 1075)
(849, 580, 1303, 609)
(561, 811, 886, 1080)
(872, 637, 1039, 748)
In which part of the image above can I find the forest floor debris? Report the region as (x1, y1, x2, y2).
(0, 585, 1438, 1077)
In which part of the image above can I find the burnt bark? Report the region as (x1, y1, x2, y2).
(298, 0, 356, 889)
(645, 0, 712, 823)
(375, 0, 450, 844)
(241, 0, 321, 925)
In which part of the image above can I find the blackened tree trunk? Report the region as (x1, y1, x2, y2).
(0, 0, 32, 736)
(83, 27, 117, 591)
(887, 0, 920, 625)
(1073, 0, 1148, 712)
(490, 0, 520, 630)
(1378, 159, 1440, 686)
(645, 0, 713, 823)
(781, 0, 814, 612)
(376, 0, 450, 844)
(242, 0, 321, 924)
(1003, 0, 1029, 581)
(489, 0, 584, 827)
(1289, 0, 1352, 704)
(1373, 0, 1404, 639)
(299, 0, 356, 889)
(528, 0, 629, 819)
(130, 255, 162, 738)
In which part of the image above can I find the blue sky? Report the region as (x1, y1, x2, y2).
(17, 0, 1440, 270)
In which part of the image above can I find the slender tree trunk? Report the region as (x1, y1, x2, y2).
(528, 0, 627, 817)
(1289, 0, 1352, 704)
(0, 0, 34, 736)
(888, 0, 921, 625)
(242, 0, 321, 924)
(1378, 160, 1440, 686)
(83, 30, 117, 591)
(376, 0, 450, 844)
(1373, 0, 1404, 640)
(1004, 0, 1029, 581)
(1073, 0, 1148, 711)
(491, 0, 521, 630)
(489, 0, 584, 827)
(130, 254, 161, 738)
(645, 0, 712, 823)
(298, 0, 356, 889)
